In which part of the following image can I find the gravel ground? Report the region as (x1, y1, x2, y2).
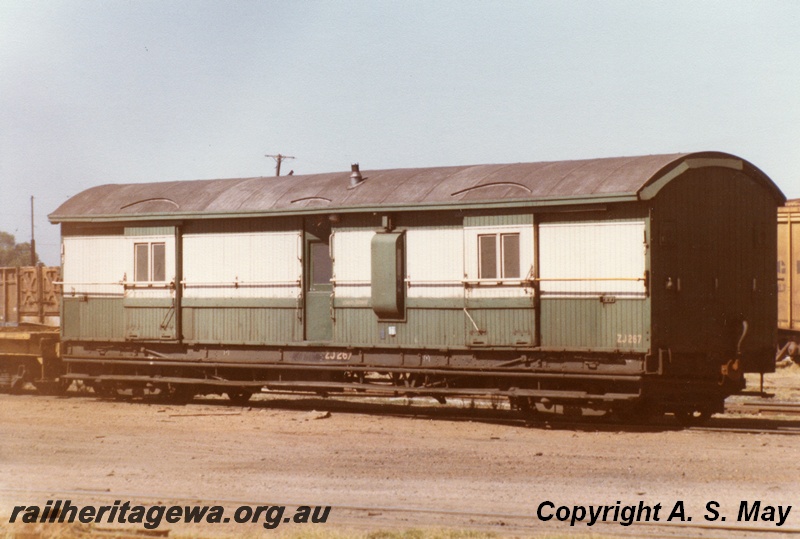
(1, 366, 799, 538)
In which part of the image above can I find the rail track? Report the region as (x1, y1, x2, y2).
(197, 390, 800, 436)
(25, 384, 800, 438)
(726, 401, 800, 416)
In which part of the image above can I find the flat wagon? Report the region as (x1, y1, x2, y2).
(0, 265, 62, 392)
(48, 152, 784, 421)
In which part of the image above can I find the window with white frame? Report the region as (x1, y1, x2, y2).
(134, 242, 166, 282)
(478, 233, 520, 279)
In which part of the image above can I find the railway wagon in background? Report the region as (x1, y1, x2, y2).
(0, 265, 61, 392)
(777, 200, 800, 349)
(48, 151, 784, 421)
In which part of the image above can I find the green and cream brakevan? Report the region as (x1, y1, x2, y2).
(49, 152, 784, 421)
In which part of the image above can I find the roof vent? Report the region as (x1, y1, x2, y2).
(349, 163, 363, 188)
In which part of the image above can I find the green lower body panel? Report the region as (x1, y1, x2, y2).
(63, 295, 649, 354)
(540, 298, 650, 352)
(183, 306, 301, 344)
(62, 297, 125, 341)
(333, 300, 535, 348)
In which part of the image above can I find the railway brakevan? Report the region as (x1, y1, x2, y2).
(4, 151, 785, 423)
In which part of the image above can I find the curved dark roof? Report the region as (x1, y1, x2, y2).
(49, 152, 784, 223)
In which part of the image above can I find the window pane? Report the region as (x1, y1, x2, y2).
(134, 244, 149, 282)
(152, 243, 166, 282)
(502, 233, 520, 278)
(478, 235, 497, 279)
(311, 242, 332, 286)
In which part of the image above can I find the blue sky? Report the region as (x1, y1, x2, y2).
(2, 1, 799, 265)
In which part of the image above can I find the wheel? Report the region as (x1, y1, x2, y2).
(510, 396, 537, 417)
(674, 409, 711, 426)
(226, 390, 253, 406)
(92, 381, 121, 399)
(8, 369, 31, 394)
(613, 402, 662, 425)
(35, 378, 71, 396)
(164, 384, 196, 404)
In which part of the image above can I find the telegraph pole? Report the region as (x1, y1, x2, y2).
(30, 196, 36, 266)
(265, 153, 295, 176)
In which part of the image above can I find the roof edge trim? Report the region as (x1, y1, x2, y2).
(639, 157, 743, 200)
